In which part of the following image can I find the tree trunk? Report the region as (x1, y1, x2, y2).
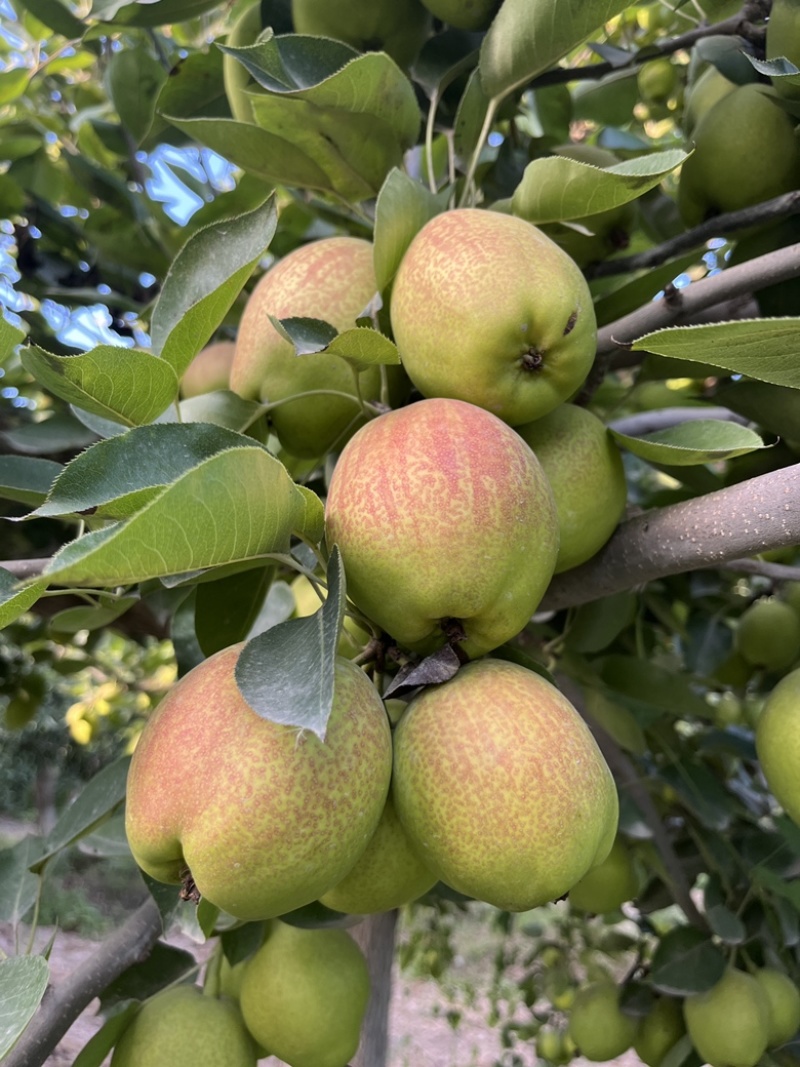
(351, 910, 398, 1067)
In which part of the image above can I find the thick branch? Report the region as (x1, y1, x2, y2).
(542, 463, 800, 611)
(597, 242, 800, 356)
(351, 910, 398, 1067)
(5, 897, 162, 1067)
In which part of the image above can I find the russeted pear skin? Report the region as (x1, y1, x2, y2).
(325, 398, 559, 659)
(757, 667, 800, 826)
(125, 646, 392, 920)
(239, 921, 370, 1067)
(683, 969, 771, 1067)
(110, 986, 256, 1067)
(389, 210, 597, 426)
(230, 236, 380, 458)
(568, 981, 638, 1062)
(392, 659, 618, 911)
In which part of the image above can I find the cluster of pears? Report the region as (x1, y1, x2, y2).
(564, 966, 800, 1067)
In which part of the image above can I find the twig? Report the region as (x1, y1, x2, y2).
(0, 559, 51, 579)
(721, 557, 800, 582)
(608, 407, 749, 436)
(4, 897, 163, 1067)
(542, 462, 800, 611)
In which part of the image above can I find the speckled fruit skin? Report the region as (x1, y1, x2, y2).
(180, 340, 235, 398)
(517, 403, 627, 573)
(683, 969, 770, 1067)
(239, 921, 369, 1067)
(230, 237, 380, 458)
(291, 0, 431, 68)
(110, 986, 256, 1067)
(419, 0, 497, 31)
(756, 667, 800, 826)
(324, 398, 560, 659)
(125, 645, 392, 921)
(389, 210, 597, 426)
(391, 659, 618, 911)
(319, 794, 437, 914)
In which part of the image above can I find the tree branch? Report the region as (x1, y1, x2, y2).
(1, 559, 51, 578)
(5, 897, 163, 1067)
(542, 463, 800, 611)
(721, 557, 800, 583)
(608, 407, 749, 436)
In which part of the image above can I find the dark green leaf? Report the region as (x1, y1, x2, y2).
(107, 43, 167, 144)
(195, 565, 274, 656)
(716, 380, 800, 443)
(0, 956, 49, 1060)
(0, 317, 25, 364)
(99, 943, 197, 1009)
(279, 899, 362, 928)
(327, 328, 401, 368)
(658, 762, 734, 831)
(0, 455, 61, 506)
(221, 922, 268, 966)
(49, 596, 139, 635)
(0, 570, 48, 630)
(0, 836, 43, 923)
(269, 315, 339, 355)
(373, 168, 446, 292)
(705, 903, 746, 944)
(650, 927, 726, 995)
(72, 1004, 140, 1067)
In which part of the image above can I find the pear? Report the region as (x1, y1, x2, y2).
(516, 403, 627, 573)
(180, 340, 235, 398)
(754, 968, 800, 1047)
(389, 209, 597, 426)
(568, 836, 639, 914)
(324, 398, 560, 659)
(125, 645, 392, 920)
(319, 794, 437, 914)
(735, 599, 800, 671)
(536, 1026, 576, 1065)
(678, 85, 800, 228)
(638, 57, 678, 104)
(230, 236, 381, 458)
(767, 0, 800, 101)
(239, 921, 370, 1067)
(682, 65, 736, 136)
(756, 667, 800, 825)
(683, 968, 771, 1067)
(110, 985, 256, 1067)
(291, 573, 370, 658)
(567, 981, 638, 1062)
(291, 0, 431, 68)
(222, 1, 264, 124)
(391, 658, 618, 911)
(418, 0, 498, 31)
(634, 997, 686, 1067)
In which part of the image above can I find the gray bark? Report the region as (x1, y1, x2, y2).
(351, 910, 398, 1067)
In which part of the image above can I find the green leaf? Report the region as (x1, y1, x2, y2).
(650, 927, 726, 996)
(0, 456, 61, 506)
(1, 411, 98, 456)
(610, 419, 766, 466)
(98, 943, 197, 1009)
(715, 380, 800, 442)
(32, 757, 131, 872)
(0, 570, 48, 630)
(480, 0, 631, 101)
(373, 168, 446, 293)
(49, 596, 139, 635)
(630, 320, 800, 386)
(195, 564, 275, 656)
(752, 867, 800, 912)
(0, 69, 31, 105)
(279, 899, 361, 928)
(658, 761, 733, 831)
(593, 252, 709, 326)
(327, 328, 401, 368)
(270, 316, 339, 355)
(20, 345, 179, 427)
(705, 903, 747, 944)
(0, 316, 26, 364)
(43, 447, 323, 586)
(453, 67, 491, 168)
(15, 0, 87, 37)
(34, 424, 265, 521)
(177, 391, 266, 434)
(0, 956, 49, 1060)
(151, 196, 277, 378)
(94, 0, 220, 24)
(72, 1004, 140, 1067)
(512, 149, 687, 224)
(235, 546, 345, 740)
(0, 836, 43, 923)
(600, 654, 712, 720)
(106, 42, 168, 144)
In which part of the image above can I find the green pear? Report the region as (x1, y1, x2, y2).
(757, 667, 800, 825)
(536, 1025, 576, 1065)
(180, 340, 236, 399)
(291, 0, 431, 67)
(682, 65, 736, 136)
(319, 793, 437, 914)
(389, 209, 597, 426)
(567, 981, 638, 1062)
(110, 986, 256, 1067)
(324, 398, 560, 659)
(683, 969, 771, 1067)
(125, 645, 392, 920)
(634, 997, 686, 1067)
(516, 403, 627, 573)
(735, 599, 800, 671)
(678, 85, 800, 228)
(230, 236, 381, 458)
(290, 573, 370, 657)
(239, 921, 370, 1067)
(784, 582, 800, 620)
(568, 836, 639, 914)
(418, 0, 498, 31)
(767, 0, 800, 101)
(754, 968, 800, 1047)
(638, 57, 678, 104)
(222, 1, 263, 123)
(391, 659, 618, 911)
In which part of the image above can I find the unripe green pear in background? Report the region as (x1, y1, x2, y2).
(125, 645, 392, 920)
(782, 581, 800, 620)
(230, 236, 381, 458)
(536, 1025, 576, 1065)
(222, 0, 263, 123)
(568, 836, 639, 914)
(390, 209, 597, 426)
(684, 969, 771, 1067)
(239, 921, 370, 1067)
(767, 0, 800, 101)
(291, 0, 431, 67)
(756, 667, 800, 825)
(418, 0, 497, 31)
(290, 573, 370, 658)
(516, 403, 627, 573)
(638, 57, 678, 103)
(682, 65, 736, 136)
(567, 980, 638, 1062)
(634, 997, 686, 1067)
(735, 598, 800, 671)
(180, 340, 235, 398)
(110, 986, 256, 1067)
(319, 794, 437, 913)
(392, 659, 618, 911)
(325, 398, 559, 659)
(678, 85, 800, 228)
(754, 968, 800, 1047)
